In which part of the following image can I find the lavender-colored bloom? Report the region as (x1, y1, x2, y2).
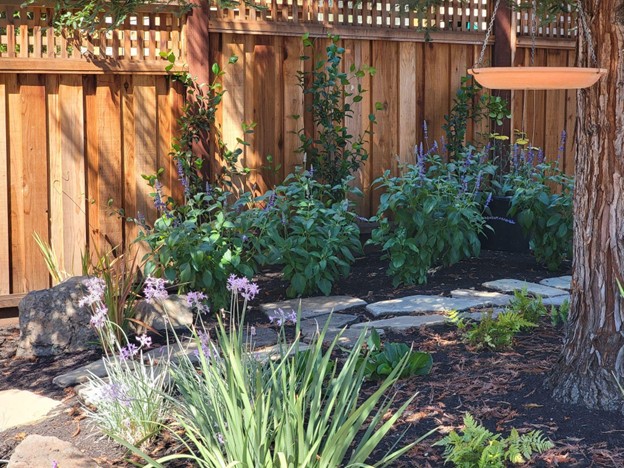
(153, 180, 166, 212)
(281, 213, 288, 225)
(144, 276, 168, 303)
(484, 216, 516, 224)
(309, 165, 315, 177)
(268, 308, 297, 326)
(475, 171, 482, 192)
(558, 130, 567, 160)
(52, 462, 59, 468)
(216, 433, 225, 445)
(136, 211, 146, 228)
(250, 326, 257, 337)
(537, 148, 545, 164)
(484, 192, 493, 209)
(227, 275, 260, 300)
(241, 234, 249, 243)
(99, 382, 132, 407)
(205, 182, 213, 197)
(264, 191, 277, 211)
(194, 330, 214, 360)
(79, 277, 106, 307)
(176, 159, 190, 196)
(186, 291, 209, 314)
(90, 305, 108, 329)
(136, 333, 152, 348)
(120, 343, 139, 360)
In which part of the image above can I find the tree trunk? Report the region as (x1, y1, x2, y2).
(548, 0, 624, 411)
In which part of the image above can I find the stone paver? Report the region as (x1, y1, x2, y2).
(365, 295, 491, 318)
(7, 434, 95, 468)
(542, 294, 571, 307)
(53, 358, 107, 388)
(450, 289, 512, 307)
(302, 327, 384, 348)
(298, 313, 358, 337)
(261, 296, 366, 320)
(251, 343, 312, 363)
(458, 308, 505, 322)
(482, 279, 569, 298)
(539, 276, 572, 291)
(351, 315, 446, 331)
(0, 390, 63, 431)
(132, 294, 194, 333)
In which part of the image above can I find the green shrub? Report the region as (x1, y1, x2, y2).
(369, 151, 488, 286)
(137, 57, 257, 310)
(450, 310, 537, 351)
(359, 329, 433, 380)
(507, 288, 547, 324)
(297, 34, 377, 201)
(492, 134, 574, 270)
(434, 413, 554, 467)
(245, 168, 361, 297)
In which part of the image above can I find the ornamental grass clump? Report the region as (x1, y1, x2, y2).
(83, 276, 175, 447)
(118, 276, 431, 467)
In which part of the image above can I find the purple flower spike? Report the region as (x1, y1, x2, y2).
(144, 276, 168, 303)
(268, 308, 297, 326)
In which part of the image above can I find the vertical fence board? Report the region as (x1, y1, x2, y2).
(122, 76, 140, 259)
(398, 42, 416, 165)
(48, 74, 63, 277)
(20, 75, 50, 291)
(59, 75, 87, 275)
(282, 36, 304, 175)
(0, 75, 9, 294)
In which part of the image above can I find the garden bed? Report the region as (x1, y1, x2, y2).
(1, 249, 623, 466)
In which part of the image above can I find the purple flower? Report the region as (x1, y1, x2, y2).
(98, 382, 131, 407)
(79, 277, 106, 307)
(308, 165, 315, 177)
(484, 192, 493, 209)
(144, 276, 168, 303)
(268, 308, 297, 326)
(485, 216, 516, 224)
(52, 461, 58, 468)
(205, 182, 213, 197)
(90, 305, 108, 329)
(194, 330, 215, 360)
(226, 275, 259, 301)
(136, 211, 146, 228)
(264, 192, 277, 211)
(176, 159, 190, 196)
(186, 291, 209, 314)
(120, 343, 139, 360)
(153, 180, 166, 212)
(558, 130, 567, 159)
(136, 333, 152, 348)
(216, 433, 225, 445)
(475, 171, 482, 192)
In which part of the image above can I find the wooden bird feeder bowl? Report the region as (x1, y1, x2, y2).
(467, 67, 607, 90)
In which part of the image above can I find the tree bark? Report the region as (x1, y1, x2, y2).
(548, 0, 624, 412)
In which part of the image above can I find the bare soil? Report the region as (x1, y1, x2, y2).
(1, 248, 623, 466)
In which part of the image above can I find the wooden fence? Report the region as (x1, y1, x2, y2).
(0, 3, 185, 304)
(0, 0, 578, 304)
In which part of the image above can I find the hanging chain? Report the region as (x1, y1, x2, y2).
(475, 0, 502, 68)
(577, 0, 598, 67)
(530, 0, 537, 65)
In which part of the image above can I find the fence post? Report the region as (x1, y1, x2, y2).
(186, 0, 212, 173)
(492, 2, 514, 138)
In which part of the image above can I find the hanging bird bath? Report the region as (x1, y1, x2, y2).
(468, 67, 607, 90)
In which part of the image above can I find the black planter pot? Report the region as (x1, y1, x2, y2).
(480, 195, 531, 253)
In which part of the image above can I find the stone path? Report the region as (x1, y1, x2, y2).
(7, 434, 95, 467)
(0, 389, 64, 431)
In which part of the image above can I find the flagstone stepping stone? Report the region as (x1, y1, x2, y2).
(542, 294, 571, 307)
(53, 358, 107, 388)
(539, 276, 572, 291)
(482, 279, 569, 298)
(302, 327, 384, 348)
(261, 296, 367, 320)
(458, 308, 505, 322)
(251, 343, 312, 363)
(0, 390, 64, 431)
(7, 434, 95, 468)
(351, 315, 447, 331)
(365, 295, 491, 318)
(298, 313, 358, 337)
(450, 289, 512, 307)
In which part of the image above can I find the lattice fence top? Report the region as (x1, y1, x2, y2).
(210, 0, 493, 33)
(0, 4, 185, 62)
(516, 7, 577, 39)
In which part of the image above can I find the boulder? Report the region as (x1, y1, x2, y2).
(7, 435, 95, 468)
(16, 276, 98, 358)
(131, 294, 194, 333)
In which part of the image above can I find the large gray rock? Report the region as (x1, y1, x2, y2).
(7, 435, 96, 468)
(53, 358, 107, 388)
(450, 289, 512, 307)
(16, 276, 98, 358)
(132, 294, 194, 333)
(539, 276, 572, 291)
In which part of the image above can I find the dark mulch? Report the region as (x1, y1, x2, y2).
(2, 247, 623, 466)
